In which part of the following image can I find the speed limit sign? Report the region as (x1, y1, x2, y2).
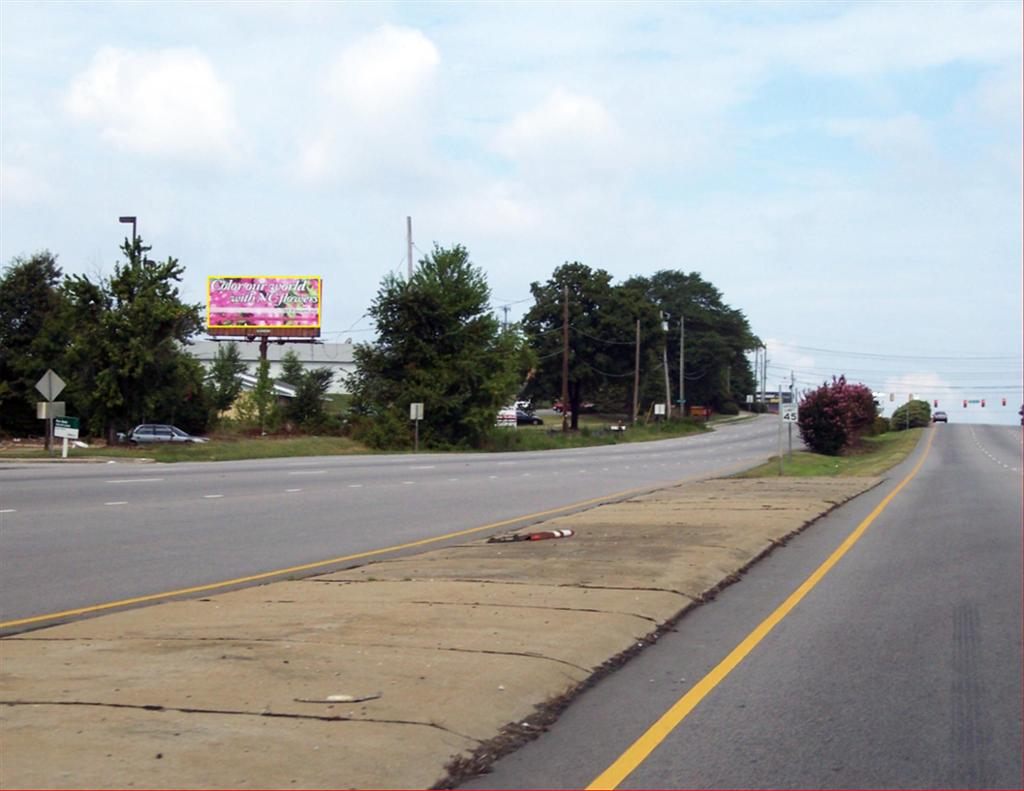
(781, 404, 798, 423)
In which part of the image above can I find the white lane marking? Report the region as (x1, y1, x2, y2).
(409, 465, 436, 470)
(489, 475, 498, 479)
(203, 494, 224, 499)
(286, 488, 302, 493)
(288, 470, 326, 475)
(496, 461, 517, 466)
(403, 481, 416, 485)
(105, 501, 128, 506)
(348, 484, 363, 488)
(448, 478, 459, 482)
(0, 509, 16, 514)
(106, 478, 163, 484)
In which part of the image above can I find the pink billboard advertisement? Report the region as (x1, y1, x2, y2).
(207, 276, 321, 330)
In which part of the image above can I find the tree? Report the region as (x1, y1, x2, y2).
(0, 252, 68, 435)
(278, 349, 333, 430)
(797, 376, 878, 455)
(522, 262, 660, 429)
(350, 244, 521, 449)
(622, 271, 759, 413)
(205, 342, 247, 415)
(237, 357, 279, 434)
(890, 399, 931, 431)
(290, 367, 334, 431)
(279, 349, 305, 388)
(60, 237, 204, 440)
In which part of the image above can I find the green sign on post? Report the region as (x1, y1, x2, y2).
(54, 416, 80, 439)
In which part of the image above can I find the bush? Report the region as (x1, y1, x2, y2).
(797, 376, 878, 456)
(865, 415, 891, 436)
(718, 401, 740, 416)
(890, 399, 931, 431)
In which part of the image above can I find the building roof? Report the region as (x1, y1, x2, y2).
(188, 339, 355, 366)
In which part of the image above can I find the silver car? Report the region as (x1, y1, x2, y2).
(126, 424, 208, 444)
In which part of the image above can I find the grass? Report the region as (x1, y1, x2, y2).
(735, 428, 925, 478)
(4, 435, 369, 463)
(482, 415, 708, 451)
(1, 413, 731, 463)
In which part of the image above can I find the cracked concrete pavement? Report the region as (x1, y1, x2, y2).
(1, 476, 879, 789)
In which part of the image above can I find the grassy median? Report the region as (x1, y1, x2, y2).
(737, 427, 925, 478)
(1, 415, 728, 462)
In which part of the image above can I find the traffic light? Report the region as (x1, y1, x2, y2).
(933, 400, 938, 408)
(981, 399, 986, 408)
(1002, 397, 1007, 407)
(963, 400, 968, 408)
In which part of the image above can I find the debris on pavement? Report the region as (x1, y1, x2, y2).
(487, 528, 574, 544)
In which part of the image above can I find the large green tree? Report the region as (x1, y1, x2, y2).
(623, 271, 759, 413)
(522, 262, 661, 428)
(350, 244, 522, 449)
(0, 252, 68, 435)
(205, 341, 248, 415)
(60, 237, 206, 440)
(278, 349, 334, 431)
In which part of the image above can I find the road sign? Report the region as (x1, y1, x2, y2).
(54, 416, 80, 440)
(36, 401, 66, 419)
(409, 403, 424, 421)
(781, 404, 799, 423)
(34, 369, 66, 402)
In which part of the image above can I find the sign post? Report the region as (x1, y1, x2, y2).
(410, 403, 424, 452)
(35, 369, 66, 452)
(781, 402, 799, 464)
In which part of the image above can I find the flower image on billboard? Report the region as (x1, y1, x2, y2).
(206, 276, 321, 333)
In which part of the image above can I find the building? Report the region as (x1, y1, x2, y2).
(188, 339, 357, 394)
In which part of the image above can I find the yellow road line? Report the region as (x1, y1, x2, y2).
(1, 462, 739, 631)
(587, 428, 936, 790)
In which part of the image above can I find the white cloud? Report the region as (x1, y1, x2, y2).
(325, 25, 440, 119)
(66, 47, 240, 162)
(0, 162, 57, 205)
(493, 89, 621, 166)
(296, 25, 440, 183)
(825, 114, 936, 159)
(742, 1, 1022, 77)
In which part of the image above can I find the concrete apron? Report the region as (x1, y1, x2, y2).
(1, 477, 878, 790)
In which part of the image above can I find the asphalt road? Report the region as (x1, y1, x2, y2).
(469, 423, 1023, 789)
(0, 416, 780, 628)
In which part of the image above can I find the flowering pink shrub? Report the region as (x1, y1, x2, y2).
(798, 376, 878, 456)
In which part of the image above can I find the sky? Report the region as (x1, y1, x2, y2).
(2, 0, 1021, 424)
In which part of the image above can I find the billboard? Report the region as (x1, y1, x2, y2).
(207, 276, 321, 337)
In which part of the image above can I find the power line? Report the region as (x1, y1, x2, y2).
(770, 342, 1019, 362)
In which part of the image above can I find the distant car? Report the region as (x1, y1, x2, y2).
(124, 424, 209, 444)
(932, 411, 948, 423)
(516, 409, 543, 426)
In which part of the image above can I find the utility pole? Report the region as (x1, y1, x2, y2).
(761, 345, 768, 413)
(561, 285, 570, 433)
(501, 305, 510, 333)
(406, 216, 413, 280)
(632, 318, 641, 426)
(678, 315, 685, 418)
(661, 315, 671, 420)
(789, 370, 795, 458)
(777, 383, 784, 476)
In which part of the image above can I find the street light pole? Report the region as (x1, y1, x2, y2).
(118, 215, 137, 246)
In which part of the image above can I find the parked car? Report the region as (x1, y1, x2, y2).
(932, 411, 948, 423)
(123, 424, 209, 444)
(516, 409, 543, 426)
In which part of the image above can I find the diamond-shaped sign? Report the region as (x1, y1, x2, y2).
(35, 369, 66, 402)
